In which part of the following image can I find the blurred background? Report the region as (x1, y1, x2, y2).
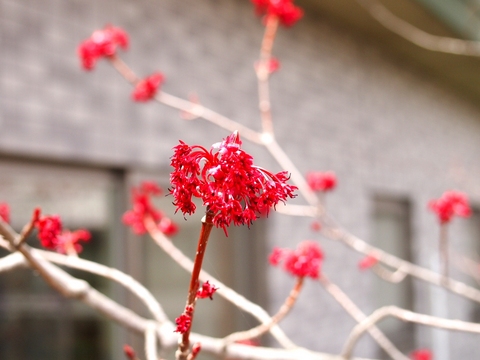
(1, 0, 480, 359)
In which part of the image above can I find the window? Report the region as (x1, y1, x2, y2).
(371, 196, 414, 356)
(0, 160, 121, 360)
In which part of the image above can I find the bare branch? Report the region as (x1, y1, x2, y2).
(342, 305, 480, 358)
(356, 0, 480, 56)
(145, 321, 158, 360)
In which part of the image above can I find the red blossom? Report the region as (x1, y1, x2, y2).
(123, 181, 178, 236)
(196, 281, 218, 300)
(191, 343, 202, 359)
(0, 202, 10, 224)
(169, 131, 297, 235)
(78, 25, 129, 70)
(310, 221, 321, 232)
(123, 344, 136, 360)
(251, 0, 303, 27)
(358, 254, 379, 270)
(35, 215, 63, 249)
(255, 58, 281, 74)
(132, 72, 165, 102)
(175, 306, 193, 334)
(269, 241, 323, 279)
(56, 229, 91, 254)
(306, 171, 337, 192)
(410, 349, 433, 360)
(428, 190, 471, 224)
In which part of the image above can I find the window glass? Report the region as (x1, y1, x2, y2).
(0, 161, 117, 360)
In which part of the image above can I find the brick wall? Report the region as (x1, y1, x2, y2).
(2, 0, 480, 358)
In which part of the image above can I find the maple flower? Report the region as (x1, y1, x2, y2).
(169, 131, 297, 235)
(77, 25, 129, 70)
(123, 344, 137, 360)
(55, 229, 91, 254)
(132, 72, 165, 102)
(196, 281, 218, 300)
(428, 190, 471, 224)
(251, 0, 304, 27)
(35, 215, 63, 249)
(174, 306, 193, 334)
(410, 349, 433, 360)
(306, 171, 337, 192)
(358, 254, 379, 270)
(269, 241, 323, 279)
(0, 202, 10, 224)
(123, 181, 178, 236)
(191, 343, 202, 358)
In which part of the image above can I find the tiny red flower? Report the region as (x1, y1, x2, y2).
(123, 181, 178, 236)
(0, 202, 10, 224)
(132, 72, 165, 102)
(306, 171, 337, 192)
(174, 306, 193, 334)
(255, 58, 281, 74)
(78, 25, 129, 70)
(123, 344, 136, 360)
(410, 349, 433, 360)
(428, 190, 471, 224)
(35, 215, 63, 249)
(196, 281, 218, 300)
(310, 221, 321, 232)
(251, 0, 303, 27)
(191, 343, 202, 359)
(358, 254, 379, 270)
(56, 229, 91, 254)
(169, 131, 297, 235)
(269, 241, 323, 279)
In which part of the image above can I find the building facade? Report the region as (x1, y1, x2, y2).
(1, 0, 480, 359)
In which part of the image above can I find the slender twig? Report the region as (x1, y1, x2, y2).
(177, 210, 214, 360)
(257, 15, 279, 135)
(371, 264, 408, 284)
(108, 56, 263, 144)
(439, 223, 449, 285)
(319, 275, 409, 360)
(224, 277, 303, 344)
(143, 216, 297, 349)
(356, 0, 480, 56)
(145, 321, 158, 360)
(341, 305, 480, 359)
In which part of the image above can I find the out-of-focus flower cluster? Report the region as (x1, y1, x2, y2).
(77, 25, 129, 70)
(0, 202, 10, 224)
(132, 72, 165, 102)
(169, 132, 297, 235)
(269, 240, 323, 279)
(428, 190, 471, 224)
(34, 210, 91, 254)
(251, 0, 304, 27)
(410, 349, 433, 360)
(122, 181, 178, 236)
(306, 171, 337, 192)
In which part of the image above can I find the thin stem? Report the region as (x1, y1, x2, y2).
(177, 210, 214, 360)
(440, 223, 449, 285)
(319, 275, 408, 360)
(257, 15, 279, 135)
(224, 277, 303, 344)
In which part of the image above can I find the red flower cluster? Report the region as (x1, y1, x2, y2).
(428, 190, 471, 224)
(269, 241, 323, 279)
(78, 25, 129, 70)
(169, 132, 297, 235)
(56, 229, 91, 254)
(132, 73, 165, 102)
(35, 214, 63, 249)
(174, 306, 193, 334)
(410, 349, 433, 360)
(0, 202, 10, 224)
(306, 171, 337, 192)
(251, 0, 303, 27)
(358, 254, 379, 270)
(122, 181, 178, 236)
(196, 281, 218, 300)
(123, 345, 137, 360)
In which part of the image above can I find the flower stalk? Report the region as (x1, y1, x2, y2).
(176, 209, 214, 360)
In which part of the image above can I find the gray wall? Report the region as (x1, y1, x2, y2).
(2, 0, 480, 358)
